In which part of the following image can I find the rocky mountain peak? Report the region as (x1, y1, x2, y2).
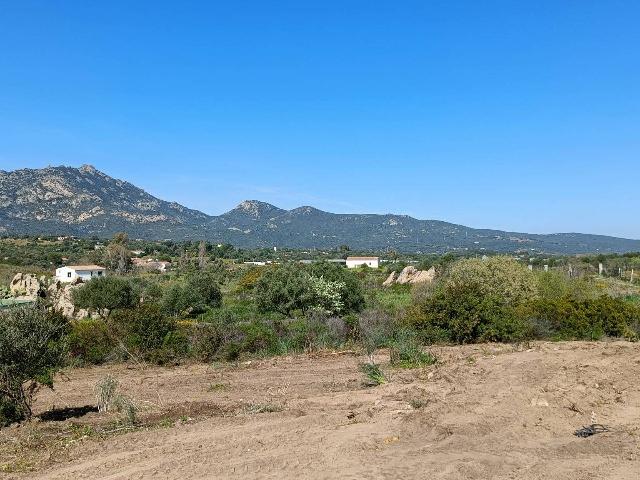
(231, 200, 283, 219)
(79, 164, 98, 174)
(290, 206, 323, 216)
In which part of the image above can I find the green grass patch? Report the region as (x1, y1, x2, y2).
(361, 363, 386, 386)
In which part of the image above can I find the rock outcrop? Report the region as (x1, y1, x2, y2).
(382, 271, 397, 287)
(383, 266, 436, 286)
(10, 273, 46, 299)
(47, 279, 92, 319)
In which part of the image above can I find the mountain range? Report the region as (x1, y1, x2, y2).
(1, 165, 638, 254)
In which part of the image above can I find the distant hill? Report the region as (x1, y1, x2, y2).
(1, 165, 639, 254)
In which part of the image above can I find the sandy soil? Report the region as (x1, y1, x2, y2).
(1, 341, 639, 479)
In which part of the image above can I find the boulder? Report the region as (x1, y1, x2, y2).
(384, 266, 437, 286)
(47, 279, 93, 319)
(382, 271, 397, 287)
(410, 267, 436, 284)
(396, 266, 419, 284)
(10, 273, 45, 299)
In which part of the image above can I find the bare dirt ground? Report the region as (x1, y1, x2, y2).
(1, 341, 639, 479)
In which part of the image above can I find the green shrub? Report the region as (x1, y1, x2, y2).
(68, 319, 116, 364)
(186, 271, 223, 309)
(389, 329, 437, 368)
(72, 276, 137, 316)
(535, 271, 596, 302)
(201, 300, 268, 325)
(307, 262, 366, 313)
(108, 304, 177, 361)
(161, 272, 222, 317)
(361, 363, 386, 386)
(282, 312, 349, 352)
(254, 264, 315, 316)
(406, 257, 536, 344)
(189, 322, 223, 361)
(238, 320, 279, 354)
(527, 295, 638, 340)
(408, 285, 530, 344)
(444, 256, 538, 306)
(148, 329, 190, 365)
(220, 341, 242, 362)
(0, 306, 69, 425)
(254, 262, 365, 316)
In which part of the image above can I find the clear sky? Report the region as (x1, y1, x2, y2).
(1, 1, 638, 238)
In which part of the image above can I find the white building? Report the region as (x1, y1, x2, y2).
(55, 265, 107, 283)
(346, 256, 379, 269)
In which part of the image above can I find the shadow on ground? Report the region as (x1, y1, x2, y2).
(38, 405, 98, 422)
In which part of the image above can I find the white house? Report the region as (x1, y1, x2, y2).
(55, 265, 107, 283)
(346, 256, 379, 269)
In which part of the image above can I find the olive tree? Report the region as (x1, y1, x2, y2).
(0, 306, 69, 425)
(73, 276, 137, 316)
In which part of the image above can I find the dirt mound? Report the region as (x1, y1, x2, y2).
(2, 342, 639, 479)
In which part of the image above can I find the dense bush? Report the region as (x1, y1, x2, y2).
(444, 256, 538, 305)
(161, 271, 222, 317)
(526, 295, 638, 340)
(108, 304, 179, 362)
(237, 320, 279, 354)
(307, 262, 366, 313)
(72, 276, 137, 316)
(254, 264, 315, 315)
(407, 257, 536, 343)
(68, 319, 116, 364)
(254, 262, 365, 316)
(0, 306, 69, 426)
(282, 312, 349, 352)
(408, 286, 530, 343)
(188, 322, 224, 361)
(407, 256, 640, 344)
(535, 270, 596, 302)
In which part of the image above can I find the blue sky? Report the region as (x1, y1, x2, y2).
(1, 1, 638, 238)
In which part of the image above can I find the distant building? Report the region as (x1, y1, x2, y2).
(55, 265, 106, 283)
(346, 256, 379, 269)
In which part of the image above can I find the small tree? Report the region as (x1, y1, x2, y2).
(0, 306, 69, 425)
(73, 276, 137, 316)
(186, 271, 223, 309)
(161, 271, 222, 317)
(104, 232, 132, 274)
(254, 264, 315, 316)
